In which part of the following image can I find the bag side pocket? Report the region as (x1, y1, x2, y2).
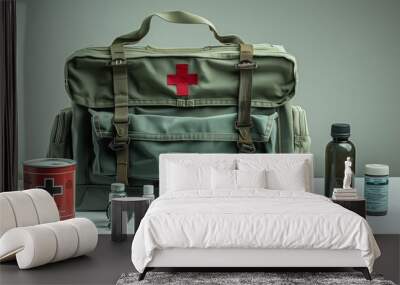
(292, 105, 311, 153)
(47, 107, 73, 158)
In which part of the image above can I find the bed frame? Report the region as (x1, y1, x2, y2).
(139, 248, 371, 280)
(138, 154, 372, 281)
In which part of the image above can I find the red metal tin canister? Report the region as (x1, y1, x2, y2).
(23, 158, 76, 220)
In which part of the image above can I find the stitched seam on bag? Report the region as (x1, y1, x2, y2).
(93, 115, 103, 138)
(262, 112, 278, 139)
(69, 97, 291, 109)
(93, 131, 269, 142)
(294, 135, 310, 142)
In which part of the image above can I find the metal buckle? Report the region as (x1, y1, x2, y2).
(235, 60, 258, 70)
(110, 58, 126, 66)
(108, 138, 130, 152)
(235, 121, 253, 129)
(113, 118, 129, 124)
(237, 142, 256, 153)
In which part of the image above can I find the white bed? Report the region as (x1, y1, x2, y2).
(131, 154, 380, 280)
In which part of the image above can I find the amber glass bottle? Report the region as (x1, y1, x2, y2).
(324, 124, 356, 197)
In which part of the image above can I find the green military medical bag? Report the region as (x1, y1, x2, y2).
(48, 11, 311, 210)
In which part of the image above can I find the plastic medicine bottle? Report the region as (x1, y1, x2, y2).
(365, 164, 389, 216)
(325, 123, 356, 197)
(106, 183, 127, 223)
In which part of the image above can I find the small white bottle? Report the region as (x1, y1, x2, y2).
(106, 183, 127, 225)
(143, 185, 155, 201)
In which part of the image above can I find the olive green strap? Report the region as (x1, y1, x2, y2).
(110, 43, 129, 184)
(112, 11, 243, 46)
(236, 43, 257, 153)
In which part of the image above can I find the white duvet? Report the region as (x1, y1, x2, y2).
(131, 190, 380, 273)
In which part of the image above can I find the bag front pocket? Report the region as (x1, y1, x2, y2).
(89, 110, 278, 180)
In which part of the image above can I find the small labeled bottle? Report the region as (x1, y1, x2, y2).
(365, 164, 389, 216)
(325, 123, 356, 197)
(143, 185, 155, 201)
(106, 183, 127, 223)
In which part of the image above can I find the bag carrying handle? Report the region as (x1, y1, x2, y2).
(111, 10, 244, 47)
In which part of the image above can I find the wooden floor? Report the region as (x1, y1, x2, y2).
(0, 235, 398, 285)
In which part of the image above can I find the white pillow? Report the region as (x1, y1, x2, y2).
(167, 162, 211, 191)
(266, 166, 307, 191)
(211, 169, 268, 191)
(237, 157, 310, 191)
(237, 169, 267, 189)
(211, 168, 237, 191)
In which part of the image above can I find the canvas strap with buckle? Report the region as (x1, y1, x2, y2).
(235, 43, 257, 153)
(110, 43, 129, 184)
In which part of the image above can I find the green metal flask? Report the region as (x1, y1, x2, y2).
(325, 124, 356, 197)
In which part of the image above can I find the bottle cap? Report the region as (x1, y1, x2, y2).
(111, 183, 125, 193)
(331, 123, 350, 138)
(365, 164, 389, 176)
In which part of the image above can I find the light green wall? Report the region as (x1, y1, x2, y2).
(17, 0, 400, 177)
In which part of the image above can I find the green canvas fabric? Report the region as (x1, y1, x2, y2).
(292, 105, 311, 153)
(47, 104, 310, 210)
(47, 11, 311, 210)
(65, 45, 296, 109)
(47, 108, 73, 158)
(89, 110, 278, 179)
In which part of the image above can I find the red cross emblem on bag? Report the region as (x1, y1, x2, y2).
(167, 64, 198, 96)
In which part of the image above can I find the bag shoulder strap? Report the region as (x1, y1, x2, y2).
(236, 43, 257, 153)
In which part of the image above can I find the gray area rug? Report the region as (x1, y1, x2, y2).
(116, 272, 396, 285)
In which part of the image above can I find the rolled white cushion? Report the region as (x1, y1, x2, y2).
(24, 189, 59, 223)
(0, 196, 17, 237)
(0, 218, 97, 269)
(0, 189, 59, 238)
(42, 221, 79, 262)
(64, 218, 98, 257)
(0, 226, 57, 269)
(0, 191, 39, 227)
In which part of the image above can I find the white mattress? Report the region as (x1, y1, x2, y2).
(131, 190, 380, 273)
